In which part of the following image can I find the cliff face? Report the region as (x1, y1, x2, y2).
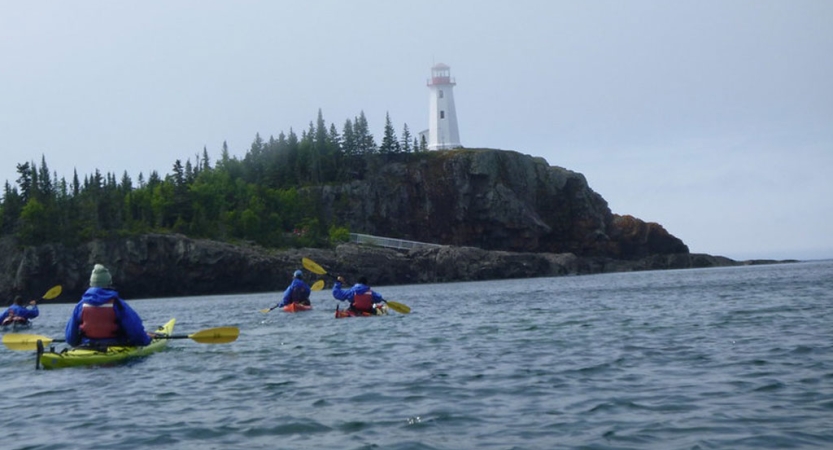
(0, 234, 296, 301)
(0, 235, 736, 303)
(315, 148, 688, 258)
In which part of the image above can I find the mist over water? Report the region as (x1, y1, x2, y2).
(2, 261, 831, 449)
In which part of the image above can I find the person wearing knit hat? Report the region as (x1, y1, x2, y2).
(64, 264, 152, 347)
(271, 269, 312, 311)
(89, 263, 112, 288)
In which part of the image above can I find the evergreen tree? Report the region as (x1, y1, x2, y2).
(37, 155, 54, 201)
(401, 123, 412, 153)
(69, 169, 79, 196)
(172, 160, 185, 188)
(379, 112, 399, 154)
(201, 146, 211, 172)
(354, 111, 376, 154)
(342, 118, 356, 157)
(0, 182, 22, 234)
(185, 159, 194, 184)
(218, 141, 231, 169)
(120, 171, 133, 194)
(16, 162, 32, 203)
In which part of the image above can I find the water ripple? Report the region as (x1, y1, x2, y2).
(1, 262, 832, 449)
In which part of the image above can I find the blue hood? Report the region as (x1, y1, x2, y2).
(82, 287, 120, 305)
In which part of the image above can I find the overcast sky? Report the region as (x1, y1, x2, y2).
(2, 1, 831, 261)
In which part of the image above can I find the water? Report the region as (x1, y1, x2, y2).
(1, 261, 831, 449)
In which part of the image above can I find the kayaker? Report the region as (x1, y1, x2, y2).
(332, 276, 386, 315)
(65, 264, 152, 347)
(0, 296, 39, 326)
(276, 269, 312, 308)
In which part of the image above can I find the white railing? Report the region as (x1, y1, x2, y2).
(349, 233, 444, 250)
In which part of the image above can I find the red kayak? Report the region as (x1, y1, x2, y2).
(283, 302, 312, 313)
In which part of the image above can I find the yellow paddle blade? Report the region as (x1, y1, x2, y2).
(311, 279, 325, 291)
(187, 327, 239, 344)
(386, 300, 411, 314)
(42, 285, 62, 300)
(259, 308, 272, 314)
(2, 334, 56, 351)
(302, 257, 327, 275)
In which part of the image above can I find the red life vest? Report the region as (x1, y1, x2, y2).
(352, 291, 374, 312)
(80, 301, 119, 339)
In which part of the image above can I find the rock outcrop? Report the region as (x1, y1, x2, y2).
(314, 148, 688, 258)
(1, 235, 749, 303)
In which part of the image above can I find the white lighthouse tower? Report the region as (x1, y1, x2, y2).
(426, 63, 461, 150)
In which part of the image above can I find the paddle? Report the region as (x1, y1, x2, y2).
(2, 326, 240, 351)
(42, 285, 62, 300)
(301, 257, 411, 314)
(259, 279, 324, 313)
(302, 257, 333, 279)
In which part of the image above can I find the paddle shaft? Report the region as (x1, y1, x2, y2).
(4, 326, 238, 351)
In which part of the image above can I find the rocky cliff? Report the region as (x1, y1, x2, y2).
(314, 148, 688, 258)
(1, 235, 745, 303)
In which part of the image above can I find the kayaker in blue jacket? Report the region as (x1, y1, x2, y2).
(0, 296, 39, 326)
(332, 276, 386, 314)
(65, 264, 152, 347)
(277, 270, 312, 308)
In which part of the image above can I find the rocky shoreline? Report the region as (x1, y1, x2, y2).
(0, 234, 793, 303)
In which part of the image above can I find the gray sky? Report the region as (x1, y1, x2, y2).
(2, 1, 831, 261)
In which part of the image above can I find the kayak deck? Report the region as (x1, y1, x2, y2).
(38, 318, 176, 370)
(283, 302, 312, 313)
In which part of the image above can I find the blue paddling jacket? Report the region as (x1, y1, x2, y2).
(0, 303, 39, 323)
(65, 287, 151, 347)
(278, 278, 311, 307)
(332, 281, 384, 308)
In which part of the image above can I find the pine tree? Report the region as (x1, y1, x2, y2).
(15, 162, 32, 203)
(37, 155, 54, 201)
(342, 118, 356, 157)
(401, 123, 412, 153)
(201, 146, 211, 172)
(380, 112, 398, 154)
(354, 111, 376, 154)
(69, 169, 80, 196)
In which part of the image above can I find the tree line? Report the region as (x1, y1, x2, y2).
(0, 110, 430, 249)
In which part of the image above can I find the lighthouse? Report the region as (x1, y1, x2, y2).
(426, 63, 461, 150)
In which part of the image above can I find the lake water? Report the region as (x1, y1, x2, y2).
(1, 260, 831, 449)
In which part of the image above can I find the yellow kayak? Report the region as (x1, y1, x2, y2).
(38, 318, 176, 370)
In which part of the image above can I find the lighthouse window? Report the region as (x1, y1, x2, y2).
(440, 111, 445, 119)
(439, 90, 444, 99)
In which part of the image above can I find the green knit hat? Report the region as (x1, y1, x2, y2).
(90, 264, 112, 288)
